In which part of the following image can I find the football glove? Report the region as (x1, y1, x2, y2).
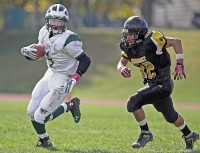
(120, 67, 131, 78)
(173, 58, 186, 80)
(21, 44, 37, 60)
(63, 78, 76, 93)
(62, 73, 81, 93)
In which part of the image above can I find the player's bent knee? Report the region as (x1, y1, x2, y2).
(127, 95, 141, 112)
(27, 110, 35, 120)
(164, 112, 178, 123)
(27, 107, 35, 120)
(34, 109, 46, 124)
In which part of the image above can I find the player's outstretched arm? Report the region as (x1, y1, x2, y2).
(166, 37, 186, 80)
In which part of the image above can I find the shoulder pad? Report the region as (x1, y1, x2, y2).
(64, 34, 81, 47)
(121, 51, 128, 59)
(151, 31, 166, 46)
(150, 31, 166, 54)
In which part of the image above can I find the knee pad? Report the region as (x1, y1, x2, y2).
(163, 111, 178, 123)
(27, 98, 41, 120)
(27, 110, 35, 120)
(27, 106, 36, 120)
(127, 95, 142, 112)
(34, 108, 47, 124)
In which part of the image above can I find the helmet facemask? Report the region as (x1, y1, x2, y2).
(46, 17, 67, 35)
(122, 28, 141, 48)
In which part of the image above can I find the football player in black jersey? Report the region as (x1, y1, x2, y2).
(117, 16, 199, 150)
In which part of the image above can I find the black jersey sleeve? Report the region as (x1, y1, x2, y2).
(145, 31, 167, 54)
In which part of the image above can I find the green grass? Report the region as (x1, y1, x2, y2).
(0, 28, 200, 102)
(0, 102, 199, 153)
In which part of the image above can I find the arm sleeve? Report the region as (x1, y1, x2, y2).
(75, 52, 91, 76)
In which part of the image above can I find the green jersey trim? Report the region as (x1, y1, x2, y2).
(64, 34, 81, 47)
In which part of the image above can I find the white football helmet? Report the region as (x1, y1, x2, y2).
(45, 4, 69, 35)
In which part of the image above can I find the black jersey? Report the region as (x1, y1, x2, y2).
(120, 31, 171, 83)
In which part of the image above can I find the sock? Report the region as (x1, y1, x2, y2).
(44, 103, 67, 123)
(138, 119, 149, 132)
(177, 121, 191, 136)
(38, 132, 49, 139)
(31, 120, 46, 135)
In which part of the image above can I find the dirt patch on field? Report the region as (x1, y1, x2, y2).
(0, 93, 200, 110)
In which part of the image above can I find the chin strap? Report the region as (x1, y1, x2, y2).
(49, 31, 53, 38)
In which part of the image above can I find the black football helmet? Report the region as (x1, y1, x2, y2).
(122, 16, 148, 40)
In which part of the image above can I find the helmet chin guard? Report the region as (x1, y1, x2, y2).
(45, 4, 69, 35)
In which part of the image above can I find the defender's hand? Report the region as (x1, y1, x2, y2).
(120, 67, 131, 78)
(173, 58, 186, 80)
(21, 44, 37, 60)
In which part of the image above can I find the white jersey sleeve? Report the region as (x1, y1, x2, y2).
(63, 34, 83, 58)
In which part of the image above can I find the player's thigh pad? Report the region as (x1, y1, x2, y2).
(27, 78, 49, 120)
(127, 84, 163, 112)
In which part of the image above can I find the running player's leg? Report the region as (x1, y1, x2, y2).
(26, 78, 53, 148)
(127, 83, 164, 148)
(153, 97, 199, 149)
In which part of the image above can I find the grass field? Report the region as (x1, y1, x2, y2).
(0, 102, 199, 153)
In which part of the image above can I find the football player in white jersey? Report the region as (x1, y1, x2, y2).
(21, 4, 91, 148)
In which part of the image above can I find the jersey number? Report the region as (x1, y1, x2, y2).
(46, 52, 54, 67)
(139, 61, 156, 79)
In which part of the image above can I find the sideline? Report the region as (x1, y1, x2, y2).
(0, 93, 200, 110)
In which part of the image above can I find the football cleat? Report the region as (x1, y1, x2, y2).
(183, 131, 199, 149)
(132, 131, 153, 149)
(66, 97, 81, 123)
(36, 136, 53, 148)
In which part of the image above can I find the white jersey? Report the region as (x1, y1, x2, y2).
(38, 25, 83, 75)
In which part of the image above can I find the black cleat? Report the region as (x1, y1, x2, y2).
(66, 97, 81, 123)
(183, 131, 199, 149)
(36, 136, 53, 148)
(132, 131, 153, 149)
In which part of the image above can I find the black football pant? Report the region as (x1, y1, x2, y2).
(127, 79, 178, 123)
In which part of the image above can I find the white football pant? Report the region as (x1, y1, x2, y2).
(27, 68, 70, 124)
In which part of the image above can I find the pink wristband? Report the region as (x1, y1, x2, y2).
(177, 58, 184, 65)
(71, 73, 81, 82)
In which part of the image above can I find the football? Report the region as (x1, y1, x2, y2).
(25, 44, 45, 61)
(32, 44, 45, 60)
